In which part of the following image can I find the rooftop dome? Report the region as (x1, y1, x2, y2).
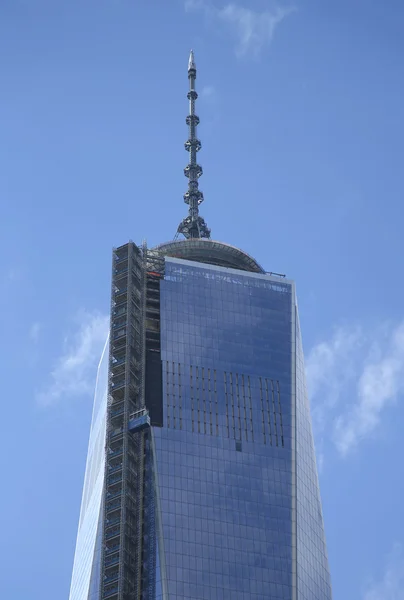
(152, 239, 265, 274)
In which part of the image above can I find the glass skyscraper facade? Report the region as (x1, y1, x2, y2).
(69, 48, 331, 600)
(69, 239, 332, 600)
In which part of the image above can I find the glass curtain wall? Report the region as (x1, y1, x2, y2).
(69, 336, 109, 600)
(153, 258, 295, 600)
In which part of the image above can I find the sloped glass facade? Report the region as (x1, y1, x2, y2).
(295, 312, 332, 599)
(69, 337, 109, 600)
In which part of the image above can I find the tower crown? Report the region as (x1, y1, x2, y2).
(177, 50, 210, 240)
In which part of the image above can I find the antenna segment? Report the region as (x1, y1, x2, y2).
(177, 50, 211, 239)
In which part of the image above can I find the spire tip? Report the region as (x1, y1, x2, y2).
(188, 49, 196, 71)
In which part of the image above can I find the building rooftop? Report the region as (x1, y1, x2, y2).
(152, 239, 265, 274)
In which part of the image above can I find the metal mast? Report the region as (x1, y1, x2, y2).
(177, 50, 211, 239)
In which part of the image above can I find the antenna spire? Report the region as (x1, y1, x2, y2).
(177, 50, 211, 239)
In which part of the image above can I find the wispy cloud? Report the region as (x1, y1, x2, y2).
(37, 310, 109, 407)
(335, 322, 404, 456)
(185, 1, 296, 57)
(306, 326, 364, 469)
(307, 321, 404, 458)
(363, 543, 404, 600)
(307, 326, 362, 425)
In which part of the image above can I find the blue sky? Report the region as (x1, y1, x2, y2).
(1, 0, 404, 598)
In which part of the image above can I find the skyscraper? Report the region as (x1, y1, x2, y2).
(69, 51, 332, 600)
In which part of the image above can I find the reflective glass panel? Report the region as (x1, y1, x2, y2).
(154, 259, 295, 600)
(295, 312, 332, 599)
(69, 337, 109, 600)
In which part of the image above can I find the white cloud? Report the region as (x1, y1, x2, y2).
(306, 321, 404, 457)
(307, 327, 362, 415)
(185, 0, 295, 57)
(306, 326, 364, 454)
(363, 543, 404, 600)
(37, 310, 109, 407)
(335, 322, 404, 456)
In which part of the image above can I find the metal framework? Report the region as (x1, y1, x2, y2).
(99, 242, 147, 600)
(177, 50, 210, 240)
(99, 242, 165, 600)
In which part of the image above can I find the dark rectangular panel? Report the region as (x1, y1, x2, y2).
(145, 349, 163, 427)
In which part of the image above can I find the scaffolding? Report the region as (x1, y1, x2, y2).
(98, 243, 165, 600)
(98, 242, 146, 600)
